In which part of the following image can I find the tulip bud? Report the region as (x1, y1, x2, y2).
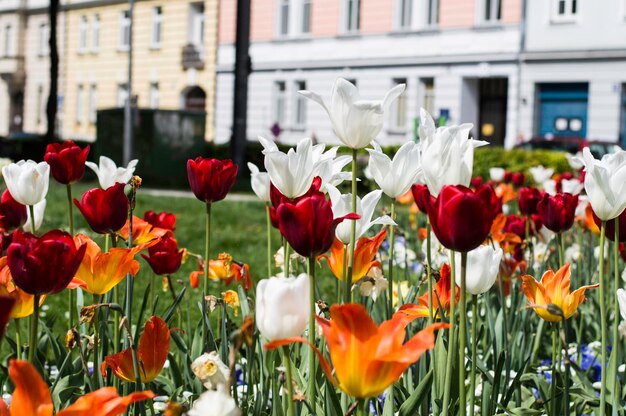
(1, 160, 50, 206)
(187, 157, 238, 203)
(44, 141, 90, 185)
(454, 245, 502, 295)
(74, 183, 129, 235)
(536, 193, 578, 233)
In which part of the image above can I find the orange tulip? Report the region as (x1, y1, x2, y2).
(521, 263, 598, 322)
(583, 203, 600, 235)
(320, 229, 387, 284)
(0, 257, 45, 318)
(396, 263, 459, 319)
(208, 253, 252, 290)
(495, 183, 517, 205)
(490, 213, 522, 251)
(498, 256, 527, 297)
(72, 235, 140, 295)
(0, 359, 154, 416)
(117, 216, 171, 249)
(266, 303, 447, 399)
(102, 316, 171, 383)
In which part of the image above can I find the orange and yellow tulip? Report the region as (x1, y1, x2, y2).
(397, 263, 459, 319)
(208, 253, 252, 290)
(117, 216, 171, 249)
(521, 263, 598, 322)
(320, 229, 387, 284)
(0, 257, 44, 318)
(102, 316, 171, 383)
(0, 360, 154, 416)
(265, 303, 447, 399)
(71, 235, 140, 295)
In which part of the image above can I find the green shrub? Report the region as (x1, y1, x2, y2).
(472, 147, 571, 180)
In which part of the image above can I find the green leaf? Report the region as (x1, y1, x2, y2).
(398, 369, 433, 416)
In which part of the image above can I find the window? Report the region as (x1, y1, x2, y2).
(92, 15, 100, 52)
(279, 0, 290, 36)
(38, 23, 49, 55)
(76, 85, 85, 124)
(482, 0, 502, 23)
(189, 3, 205, 47)
(344, 0, 360, 33)
(149, 83, 159, 109)
(89, 85, 98, 123)
(293, 81, 307, 128)
(119, 10, 131, 50)
(78, 16, 88, 52)
(273, 81, 286, 126)
(117, 83, 129, 107)
(389, 79, 407, 132)
(152, 7, 162, 48)
(36, 85, 44, 125)
(302, 0, 311, 33)
(427, 0, 439, 26)
(3, 24, 14, 57)
(420, 78, 435, 115)
(398, 0, 412, 29)
(552, 0, 577, 21)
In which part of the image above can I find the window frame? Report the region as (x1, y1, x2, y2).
(293, 80, 307, 130)
(92, 14, 100, 53)
(389, 78, 408, 133)
(343, 0, 361, 34)
(149, 82, 160, 109)
(396, 0, 413, 30)
(38, 23, 49, 56)
(78, 15, 88, 53)
(151, 6, 163, 49)
(426, 0, 439, 27)
(119, 10, 131, 51)
(189, 3, 205, 48)
(273, 81, 287, 127)
(76, 84, 85, 125)
(551, 0, 578, 23)
(478, 0, 502, 24)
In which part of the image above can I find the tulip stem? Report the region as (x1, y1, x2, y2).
(203, 202, 212, 352)
(346, 148, 358, 302)
(28, 294, 40, 363)
(15, 318, 21, 359)
(458, 252, 467, 416)
(307, 255, 316, 414)
(599, 221, 607, 416)
(556, 232, 565, 266)
(357, 399, 367, 416)
(562, 319, 571, 416)
(388, 201, 396, 318)
(282, 345, 296, 416)
(93, 294, 101, 389)
(342, 244, 348, 305)
(67, 184, 77, 328)
(426, 220, 437, 414)
(469, 294, 478, 416)
(442, 250, 457, 416)
(284, 243, 291, 277)
(551, 324, 558, 416)
(266, 203, 272, 278)
(612, 220, 620, 405)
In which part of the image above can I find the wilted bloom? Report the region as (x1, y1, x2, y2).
(74, 183, 129, 234)
(247, 162, 270, 202)
(256, 274, 310, 341)
(398, 263, 459, 319)
(222, 290, 240, 315)
(264, 137, 316, 200)
(322, 229, 386, 284)
(576, 147, 626, 221)
(102, 316, 171, 383)
(1, 160, 50, 206)
(518, 187, 543, 215)
(0, 190, 27, 232)
(266, 304, 447, 398)
(86, 156, 138, 189)
(367, 141, 422, 198)
(2, 359, 154, 416)
(489, 167, 506, 182)
(0, 257, 45, 318)
(537, 193, 578, 233)
(187, 157, 238, 203)
(299, 78, 405, 149)
(529, 165, 554, 185)
(72, 234, 139, 295)
(142, 236, 183, 276)
(43, 141, 90, 184)
(521, 263, 598, 322)
(277, 191, 359, 257)
(208, 253, 252, 291)
(191, 351, 230, 390)
(23, 199, 46, 233)
(359, 267, 388, 301)
(454, 245, 502, 295)
(143, 210, 176, 231)
(419, 109, 488, 197)
(426, 185, 499, 252)
(327, 185, 394, 245)
(188, 386, 241, 416)
(7, 230, 86, 295)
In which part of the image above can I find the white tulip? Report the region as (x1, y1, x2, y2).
(23, 199, 46, 233)
(191, 351, 230, 390)
(489, 167, 506, 182)
(299, 78, 405, 149)
(454, 245, 503, 295)
(326, 184, 395, 245)
(264, 138, 315, 199)
(617, 289, 626, 322)
(256, 274, 310, 341)
(566, 152, 584, 170)
(576, 147, 626, 221)
(367, 141, 422, 198)
(1, 160, 50, 206)
(188, 385, 241, 416)
(542, 180, 557, 195)
(247, 162, 270, 202)
(561, 178, 584, 195)
(85, 156, 138, 189)
(312, 151, 352, 192)
(419, 109, 487, 197)
(529, 165, 554, 185)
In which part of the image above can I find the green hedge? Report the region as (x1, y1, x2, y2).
(472, 147, 571, 180)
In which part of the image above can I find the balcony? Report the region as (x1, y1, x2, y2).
(0, 55, 24, 76)
(182, 44, 205, 71)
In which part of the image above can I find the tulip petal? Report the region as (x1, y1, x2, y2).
(8, 360, 54, 416)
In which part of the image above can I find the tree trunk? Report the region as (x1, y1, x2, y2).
(45, 0, 59, 142)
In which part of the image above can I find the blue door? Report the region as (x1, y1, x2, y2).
(538, 83, 588, 138)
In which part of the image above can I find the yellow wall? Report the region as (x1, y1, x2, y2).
(63, 0, 218, 142)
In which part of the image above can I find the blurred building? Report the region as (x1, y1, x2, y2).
(215, 0, 626, 148)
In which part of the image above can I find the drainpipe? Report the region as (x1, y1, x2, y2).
(123, 0, 135, 165)
(514, 0, 528, 147)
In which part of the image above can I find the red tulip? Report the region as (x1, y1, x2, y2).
(0, 295, 15, 340)
(7, 230, 87, 295)
(592, 209, 626, 242)
(43, 140, 90, 185)
(141, 236, 184, 276)
(511, 172, 525, 187)
(536, 192, 578, 233)
(269, 177, 322, 229)
(187, 157, 238, 203)
(425, 184, 499, 253)
(470, 177, 484, 188)
(0, 190, 27, 233)
(277, 191, 359, 257)
(143, 210, 176, 231)
(518, 187, 543, 216)
(620, 243, 626, 262)
(74, 183, 129, 234)
(411, 184, 434, 214)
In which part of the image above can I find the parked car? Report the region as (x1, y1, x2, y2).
(514, 136, 623, 159)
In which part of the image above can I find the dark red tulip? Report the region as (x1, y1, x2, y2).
(511, 172, 525, 187)
(592, 209, 626, 242)
(187, 157, 238, 203)
(471, 177, 484, 189)
(74, 183, 129, 234)
(503, 172, 513, 183)
(536, 193, 578, 233)
(0, 295, 15, 340)
(561, 172, 574, 181)
(0, 232, 12, 256)
(425, 184, 499, 253)
(43, 140, 90, 185)
(0, 190, 27, 233)
(269, 177, 322, 229)
(141, 236, 184, 276)
(620, 243, 626, 262)
(518, 187, 543, 216)
(7, 229, 87, 295)
(504, 215, 527, 240)
(411, 184, 434, 214)
(277, 191, 359, 257)
(143, 210, 176, 231)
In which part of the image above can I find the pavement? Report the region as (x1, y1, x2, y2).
(142, 188, 259, 202)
